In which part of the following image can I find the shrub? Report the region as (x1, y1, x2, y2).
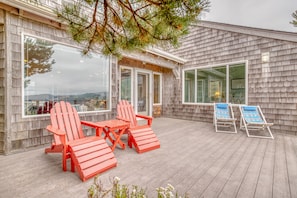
(88, 176, 189, 198)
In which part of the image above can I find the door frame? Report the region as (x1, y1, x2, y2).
(119, 66, 153, 116)
(134, 69, 153, 116)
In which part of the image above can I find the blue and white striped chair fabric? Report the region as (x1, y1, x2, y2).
(240, 105, 274, 139)
(214, 103, 237, 133)
(215, 103, 231, 119)
(241, 106, 264, 123)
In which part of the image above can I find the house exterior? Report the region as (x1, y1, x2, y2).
(165, 21, 297, 135)
(0, 0, 297, 154)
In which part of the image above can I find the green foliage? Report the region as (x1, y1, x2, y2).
(23, 37, 55, 88)
(87, 176, 189, 198)
(24, 37, 55, 77)
(56, 0, 209, 56)
(291, 10, 297, 27)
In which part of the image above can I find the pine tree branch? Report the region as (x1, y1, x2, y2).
(56, 0, 210, 56)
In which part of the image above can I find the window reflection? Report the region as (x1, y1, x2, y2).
(183, 63, 246, 104)
(153, 74, 161, 104)
(200, 67, 226, 103)
(229, 64, 245, 104)
(184, 70, 195, 102)
(23, 35, 110, 116)
(120, 68, 132, 102)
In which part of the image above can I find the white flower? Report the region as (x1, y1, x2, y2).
(114, 176, 120, 182)
(159, 187, 165, 191)
(168, 191, 174, 197)
(167, 184, 175, 191)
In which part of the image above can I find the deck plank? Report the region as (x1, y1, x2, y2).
(0, 118, 296, 198)
(273, 134, 291, 198)
(236, 139, 268, 197)
(200, 135, 253, 198)
(284, 135, 297, 198)
(254, 138, 275, 198)
(187, 133, 246, 197)
(218, 137, 261, 198)
(172, 133, 241, 194)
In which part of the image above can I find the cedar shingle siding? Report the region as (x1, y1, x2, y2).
(166, 23, 297, 135)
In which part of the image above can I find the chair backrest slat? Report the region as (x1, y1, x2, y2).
(65, 102, 84, 140)
(50, 104, 62, 145)
(117, 100, 137, 127)
(50, 101, 85, 143)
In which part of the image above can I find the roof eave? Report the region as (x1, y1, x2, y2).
(197, 20, 297, 43)
(144, 47, 188, 64)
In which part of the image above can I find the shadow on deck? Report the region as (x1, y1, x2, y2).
(1, 118, 297, 198)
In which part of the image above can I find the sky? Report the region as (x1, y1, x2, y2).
(201, 0, 297, 32)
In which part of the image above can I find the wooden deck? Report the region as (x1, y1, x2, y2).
(1, 118, 297, 198)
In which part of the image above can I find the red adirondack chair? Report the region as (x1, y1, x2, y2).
(45, 101, 117, 181)
(117, 100, 160, 153)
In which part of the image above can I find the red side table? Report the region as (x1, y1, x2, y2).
(96, 119, 129, 151)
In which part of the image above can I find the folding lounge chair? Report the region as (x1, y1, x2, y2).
(213, 103, 237, 133)
(239, 105, 274, 139)
(45, 101, 117, 181)
(117, 100, 160, 153)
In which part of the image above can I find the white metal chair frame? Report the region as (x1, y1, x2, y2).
(213, 103, 237, 133)
(239, 105, 274, 139)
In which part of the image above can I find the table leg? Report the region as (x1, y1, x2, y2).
(109, 128, 127, 151)
(95, 127, 104, 137)
(103, 128, 114, 145)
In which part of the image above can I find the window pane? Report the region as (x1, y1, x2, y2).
(229, 64, 245, 104)
(120, 68, 132, 102)
(153, 74, 161, 104)
(184, 63, 246, 104)
(23, 35, 110, 116)
(196, 79, 204, 103)
(197, 67, 226, 103)
(184, 70, 195, 102)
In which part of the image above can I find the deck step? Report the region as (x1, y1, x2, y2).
(69, 137, 117, 181)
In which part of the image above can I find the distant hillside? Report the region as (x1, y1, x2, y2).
(26, 92, 107, 101)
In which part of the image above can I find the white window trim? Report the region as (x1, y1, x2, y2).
(119, 65, 134, 104)
(21, 33, 112, 118)
(153, 72, 162, 105)
(134, 68, 153, 116)
(182, 60, 248, 105)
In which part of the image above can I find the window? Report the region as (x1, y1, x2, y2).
(229, 64, 246, 104)
(184, 70, 195, 102)
(120, 67, 133, 103)
(153, 73, 162, 104)
(183, 62, 246, 104)
(23, 35, 111, 116)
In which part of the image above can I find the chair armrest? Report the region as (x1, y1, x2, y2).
(135, 114, 153, 120)
(46, 125, 66, 136)
(116, 116, 130, 123)
(135, 114, 153, 126)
